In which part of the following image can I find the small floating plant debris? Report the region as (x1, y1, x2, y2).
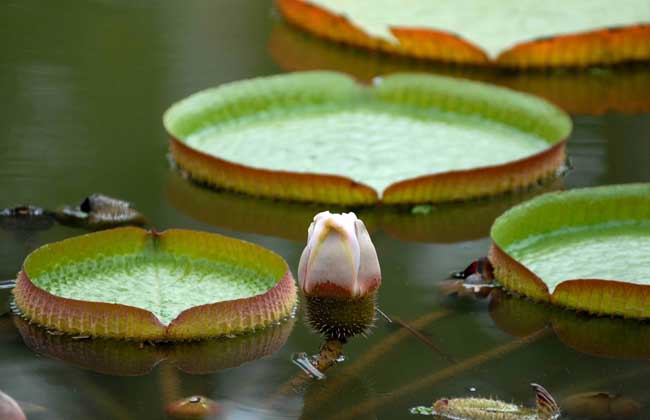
(0, 194, 147, 232)
(277, 0, 650, 67)
(165, 395, 221, 419)
(164, 71, 570, 205)
(411, 383, 560, 419)
(53, 193, 148, 230)
(12, 227, 297, 341)
(489, 184, 650, 318)
(0, 206, 54, 231)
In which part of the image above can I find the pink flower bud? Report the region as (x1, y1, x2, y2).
(298, 211, 381, 298)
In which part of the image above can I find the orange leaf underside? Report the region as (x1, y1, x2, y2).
(277, 0, 650, 68)
(170, 135, 566, 206)
(166, 170, 562, 244)
(268, 22, 650, 116)
(489, 243, 650, 319)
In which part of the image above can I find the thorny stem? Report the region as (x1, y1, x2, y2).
(274, 338, 346, 399)
(314, 339, 345, 372)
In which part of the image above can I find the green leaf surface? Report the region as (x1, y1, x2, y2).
(15, 227, 296, 340)
(164, 71, 570, 197)
(491, 184, 650, 293)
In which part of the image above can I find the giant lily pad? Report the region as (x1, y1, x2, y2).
(489, 184, 650, 318)
(13, 227, 297, 341)
(164, 71, 570, 205)
(270, 21, 650, 115)
(278, 0, 650, 67)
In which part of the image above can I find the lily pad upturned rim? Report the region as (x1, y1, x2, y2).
(164, 71, 570, 205)
(13, 227, 297, 341)
(167, 169, 563, 244)
(269, 21, 650, 116)
(277, 0, 650, 68)
(489, 184, 650, 318)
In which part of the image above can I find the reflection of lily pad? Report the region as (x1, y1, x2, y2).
(489, 184, 650, 318)
(14, 315, 294, 376)
(278, 0, 650, 67)
(489, 290, 650, 359)
(270, 21, 650, 115)
(164, 71, 570, 205)
(166, 170, 562, 243)
(13, 227, 297, 341)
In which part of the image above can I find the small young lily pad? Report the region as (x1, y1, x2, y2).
(489, 184, 650, 318)
(278, 0, 650, 67)
(164, 71, 570, 205)
(13, 227, 297, 341)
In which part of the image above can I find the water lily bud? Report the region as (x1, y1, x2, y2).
(298, 211, 380, 299)
(299, 212, 381, 340)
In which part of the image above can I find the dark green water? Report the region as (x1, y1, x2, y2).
(1, 1, 650, 419)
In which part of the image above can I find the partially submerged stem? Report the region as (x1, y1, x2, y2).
(314, 339, 345, 372)
(281, 339, 346, 398)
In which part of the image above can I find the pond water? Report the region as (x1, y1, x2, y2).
(1, 1, 650, 419)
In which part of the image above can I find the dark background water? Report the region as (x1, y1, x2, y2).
(1, 1, 650, 419)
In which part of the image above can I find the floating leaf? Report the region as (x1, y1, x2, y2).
(489, 184, 650, 318)
(164, 71, 570, 205)
(13, 227, 297, 341)
(278, 0, 650, 67)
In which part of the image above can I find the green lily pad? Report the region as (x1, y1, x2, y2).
(13, 227, 297, 341)
(489, 184, 650, 318)
(164, 71, 570, 205)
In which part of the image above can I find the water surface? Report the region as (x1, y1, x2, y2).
(1, 1, 650, 419)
